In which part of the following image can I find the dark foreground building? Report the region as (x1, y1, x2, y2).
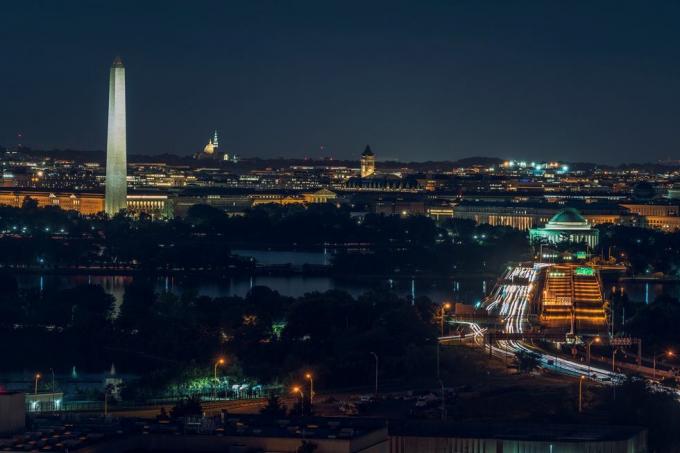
(6, 414, 647, 452)
(389, 420, 647, 453)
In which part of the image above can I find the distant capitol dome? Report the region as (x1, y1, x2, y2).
(203, 141, 215, 154)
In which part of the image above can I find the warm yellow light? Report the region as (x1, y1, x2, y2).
(443, 303, 451, 310)
(594, 337, 601, 343)
(35, 373, 41, 379)
(217, 358, 225, 365)
(668, 351, 674, 357)
(291, 386, 300, 393)
(305, 373, 312, 379)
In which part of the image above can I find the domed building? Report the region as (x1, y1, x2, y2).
(529, 208, 599, 248)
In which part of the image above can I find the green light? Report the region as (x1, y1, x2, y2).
(575, 251, 587, 259)
(574, 267, 595, 276)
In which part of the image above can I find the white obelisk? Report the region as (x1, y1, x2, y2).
(105, 56, 127, 215)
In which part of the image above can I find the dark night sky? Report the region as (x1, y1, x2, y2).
(2, 1, 680, 163)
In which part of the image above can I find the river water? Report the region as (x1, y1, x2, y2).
(13, 250, 680, 307)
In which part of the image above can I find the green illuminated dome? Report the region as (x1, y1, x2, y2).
(549, 208, 587, 224)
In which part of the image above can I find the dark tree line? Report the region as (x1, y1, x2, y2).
(0, 203, 530, 276)
(0, 274, 439, 398)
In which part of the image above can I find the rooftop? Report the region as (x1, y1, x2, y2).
(389, 420, 645, 443)
(549, 208, 588, 224)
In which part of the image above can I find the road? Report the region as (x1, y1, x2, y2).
(458, 263, 624, 384)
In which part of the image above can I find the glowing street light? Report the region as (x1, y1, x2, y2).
(214, 358, 225, 381)
(34, 373, 41, 395)
(213, 358, 226, 400)
(653, 350, 674, 379)
(291, 386, 304, 416)
(440, 303, 452, 337)
(305, 372, 314, 405)
(586, 336, 601, 376)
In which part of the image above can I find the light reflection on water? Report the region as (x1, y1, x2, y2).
(13, 250, 680, 309)
(15, 273, 493, 310)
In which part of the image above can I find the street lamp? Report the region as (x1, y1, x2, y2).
(440, 302, 452, 337)
(653, 350, 674, 379)
(586, 336, 601, 376)
(369, 352, 379, 396)
(213, 358, 225, 400)
(291, 386, 304, 416)
(437, 303, 452, 380)
(305, 373, 314, 405)
(578, 375, 585, 413)
(34, 373, 41, 395)
(214, 358, 226, 381)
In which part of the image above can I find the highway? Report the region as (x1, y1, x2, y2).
(459, 263, 624, 383)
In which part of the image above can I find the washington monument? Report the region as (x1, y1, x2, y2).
(105, 56, 127, 215)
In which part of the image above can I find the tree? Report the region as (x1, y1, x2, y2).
(600, 377, 680, 452)
(21, 196, 38, 210)
(259, 394, 287, 418)
(117, 279, 157, 332)
(514, 350, 540, 374)
(170, 396, 203, 419)
(297, 441, 318, 453)
(626, 295, 680, 351)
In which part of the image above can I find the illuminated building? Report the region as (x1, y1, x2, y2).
(529, 208, 599, 248)
(250, 189, 338, 207)
(360, 145, 376, 178)
(126, 194, 173, 218)
(0, 190, 171, 218)
(105, 56, 128, 215)
(302, 188, 337, 204)
(0, 190, 104, 214)
(453, 201, 631, 232)
(621, 202, 680, 231)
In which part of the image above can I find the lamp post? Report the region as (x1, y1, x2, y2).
(437, 303, 451, 379)
(440, 302, 451, 337)
(34, 373, 41, 395)
(291, 386, 304, 416)
(612, 348, 620, 372)
(213, 358, 225, 400)
(50, 368, 55, 393)
(369, 352, 379, 396)
(305, 373, 314, 405)
(653, 350, 674, 379)
(578, 375, 585, 413)
(586, 336, 601, 377)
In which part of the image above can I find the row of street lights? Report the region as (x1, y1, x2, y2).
(291, 372, 315, 416)
(585, 337, 674, 379)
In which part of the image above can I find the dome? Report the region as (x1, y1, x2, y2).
(203, 141, 215, 154)
(548, 208, 587, 224)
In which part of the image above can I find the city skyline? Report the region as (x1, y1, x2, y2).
(3, 1, 680, 163)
